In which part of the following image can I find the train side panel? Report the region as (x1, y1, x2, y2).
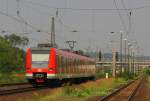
(55, 50, 95, 79)
(47, 48, 56, 78)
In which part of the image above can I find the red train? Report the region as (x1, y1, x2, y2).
(25, 47, 96, 86)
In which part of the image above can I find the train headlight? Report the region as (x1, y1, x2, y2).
(38, 69, 42, 72)
(48, 68, 54, 71)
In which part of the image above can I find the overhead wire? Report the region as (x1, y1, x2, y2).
(121, 0, 141, 54)
(18, 0, 150, 13)
(19, 1, 72, 32)
(1, 0, 149, 51)
(121, 0, 127, 11)
(20, 0, 130, 11)
(21, 0, 54, 16)
(0, 9, 50, 34)
(113, 0, 128, 32)
(0, 0, 72, 44)
(132, 5, 150, 10)
(18, 0, 150, 11)
(120, 0, 131, 36)
(0, 0, 50, 34)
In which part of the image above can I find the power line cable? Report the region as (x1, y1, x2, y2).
(57, 17, 76, 32)
(20, 0, 130, 11)
(120, 1, 139, 52)
(21, 1, 54, 16)
(21, 0, 150, 11)
(113, 0, 127, 32)
(0, 10, 50, 34)
(121, 0, 127, 10)
(121, 0, 131, 37)
(132, 5, 150, 10)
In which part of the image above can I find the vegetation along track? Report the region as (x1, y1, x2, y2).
(98, 77, 144, 101)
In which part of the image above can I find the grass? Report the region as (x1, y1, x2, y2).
(148, 76, 150, 85)
(20, 77, 128, 101)
(0, 71, 26, 84)
(63, 78, 127, 97)
(147, 75, 150, 89)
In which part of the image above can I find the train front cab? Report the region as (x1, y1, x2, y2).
(25, 48, 57, 85)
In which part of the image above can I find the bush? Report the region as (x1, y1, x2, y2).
(121, 72, 137, 81)
(96, 72, 105, 78)
(0, 72, 26, 84)
(0, 36, 26, 73)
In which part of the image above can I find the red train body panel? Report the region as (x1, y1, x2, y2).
(25, 47, 95, 85)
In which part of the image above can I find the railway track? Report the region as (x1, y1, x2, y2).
(0, 82, 28, 87)
(0, 85, 49, 96)
(0, 82, 59, 96)
(126, 77, 146, 101)
(0, 83, 43, 96)
(0, 86, 35, 96)
(98, 77, 144, 101)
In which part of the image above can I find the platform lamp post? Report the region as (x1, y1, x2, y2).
(110, 32, 116, 77)
(131, 46, 135, 74)
(124, 38, 127, 73)
(132, 49, 135, 74)
(128, 43, 132, 74)
(120, 31, 123, 74)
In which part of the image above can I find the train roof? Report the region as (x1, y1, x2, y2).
(56, 49, 95, 61)
(28, 47, 95, 61)
(30, 47, 51, 51)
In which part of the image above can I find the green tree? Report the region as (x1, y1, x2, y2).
(4, 34, 29, 47)
(0, 36, 16, 72)
(0, 35, 28, 73)
(21, 36, 29, 48)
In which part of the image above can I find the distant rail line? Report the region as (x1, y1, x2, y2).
(0, 86, 35, 96)
(0, 82, 28, 87)
(0, 83, 39, 96)
(98, 77, 144, 101)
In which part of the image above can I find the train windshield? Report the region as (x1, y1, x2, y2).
(31, 50, 50, 68)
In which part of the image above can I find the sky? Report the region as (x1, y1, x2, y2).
(0, 0, 150, 56)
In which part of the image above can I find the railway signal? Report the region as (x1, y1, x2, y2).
(65, 40, 77, 51)
(98, 50, 102, 61)
(115, 52, 119, 62)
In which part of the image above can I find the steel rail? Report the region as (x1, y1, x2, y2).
(0, 87, 34, 96)
(98, 77, 143, 101)
(126, 77, 144, 101)
(0, 86, 47, 96)
(0, 82, 28, 87)
(99, 80, 135, 101)
(0, 83, 47, 96)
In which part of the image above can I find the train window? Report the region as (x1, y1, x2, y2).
(61, 56, 64, 67)
(32, 54, 49, 68)
(63, 57, 67, 73)
(56, 55, 59, 68)
(69, 58, 72, 73)
(56, 55, 61, 73)
(58, 55, 61, 68)
(66, 58, 69, 73)
(72, 59, 75, 73)
(77, 59, 80, 73)
(62, 56, 66, 73)
(76, 59, 79, 73)
(31, 49, 50, 68)
(77, 59, 80, 66)
(60, 56, 64, 74)
(72, 58, 75, 73)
